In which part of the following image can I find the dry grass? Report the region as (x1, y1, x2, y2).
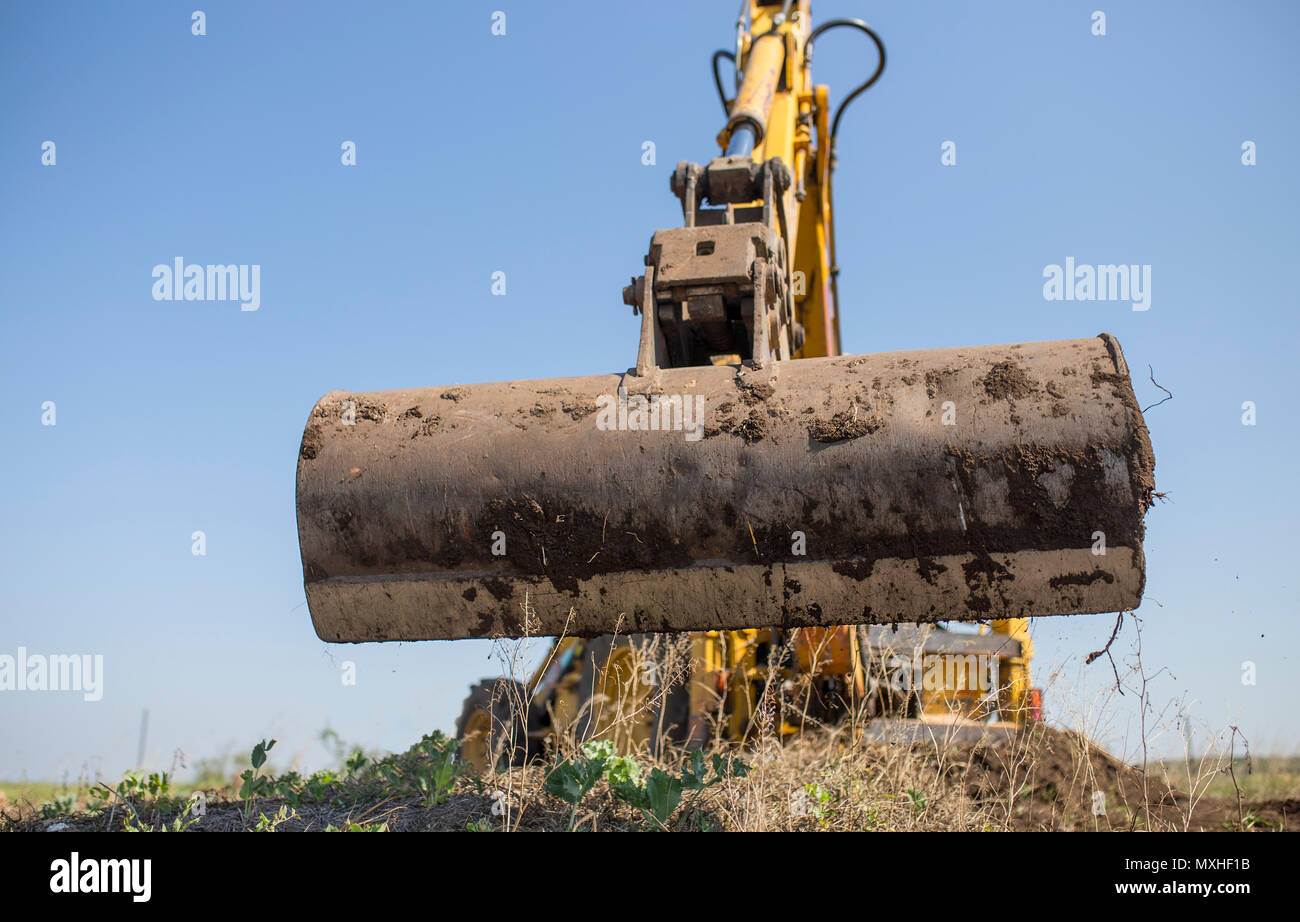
(4, 624, 1294, 833)
(6, 721, 1292, 832)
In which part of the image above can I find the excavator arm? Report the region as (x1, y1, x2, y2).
(623, 1, 881, 370)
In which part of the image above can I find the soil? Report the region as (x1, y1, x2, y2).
(357, 402, 385, 422)
(982, 361, 1038, 400)
(736, 380, 776, 405)
(473, 495, 697, 602)
(705, 402, 768, 442)
(562, 399, 598, 420)
(807, 407, 884, 442)
(299, 425, 323, 460)
(949, 725, 1293, 832)
(6, 724, 1289, 832)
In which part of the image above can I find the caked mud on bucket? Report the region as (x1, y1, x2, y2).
(295, 334, 1154, 641)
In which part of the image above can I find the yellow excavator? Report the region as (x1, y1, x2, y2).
(294, 1, 1153, 766)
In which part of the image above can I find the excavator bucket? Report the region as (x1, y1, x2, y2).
(296, 334, 1153, 642)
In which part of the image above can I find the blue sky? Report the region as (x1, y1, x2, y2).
(2, 0, 1297, 781)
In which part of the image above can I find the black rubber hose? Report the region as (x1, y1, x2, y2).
(711, 49, 736, 117)
(806, 18, 886, 152)
(805, 19, 886, 355)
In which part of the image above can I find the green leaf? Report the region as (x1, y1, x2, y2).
(545, 754, 607, 806)
(682, 750, 709, 791)
(543, 762, 587, 805)
(580, 739, 615, 763)
(250, 738, 276, 770)
(603, 754, 643, 786)
(610, 777, 649, 811)
(711, 753, 749, 780)
(644, 768, 683, 825)
(576, 757, 607, 792)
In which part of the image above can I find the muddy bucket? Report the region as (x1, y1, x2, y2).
(295, 334, 1153, 641)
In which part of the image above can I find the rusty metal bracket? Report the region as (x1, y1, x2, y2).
(750, 257, 772, 369)
(633, 264, 659, 377)
(633, 156, 797, 371)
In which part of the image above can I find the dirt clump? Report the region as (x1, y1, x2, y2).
(300, 425, 324, 460)
(1048, 570, 1115, 589)
(562, 399, 598, 420)
(808, 407, 884, 442)
(705, 402, 768, 442)
(410, 417, 441, 438)
(734, 410, 768, 442)
(736, 380, 776, 405)
(983, 361, 1038, 400)
(356, 402, 386, 422)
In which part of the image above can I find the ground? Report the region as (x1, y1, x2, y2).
(3, 725, 1294, 832)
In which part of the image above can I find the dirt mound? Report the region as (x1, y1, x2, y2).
(929, 724, 1288, 831)
(948, 725, 1179, 829)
